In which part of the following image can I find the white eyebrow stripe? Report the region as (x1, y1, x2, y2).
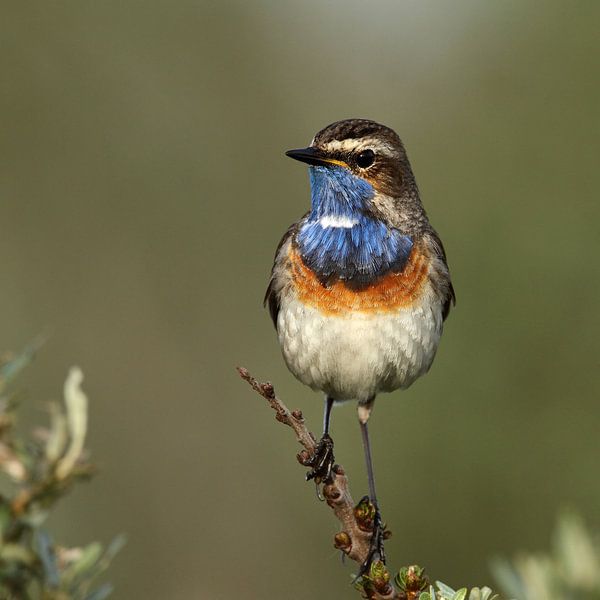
(321, 139, 361, 153)
(321, 138, 398, 157)
(319, 215, 358, 228)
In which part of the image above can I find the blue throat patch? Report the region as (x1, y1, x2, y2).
(296, 165, 413, 287)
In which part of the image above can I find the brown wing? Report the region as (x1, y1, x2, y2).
(426, 230, 456, 321)
(264, 220, 301, 327)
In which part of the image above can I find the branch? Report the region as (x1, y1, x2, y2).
(237, 367, 402, 599)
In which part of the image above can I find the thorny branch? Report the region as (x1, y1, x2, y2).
(237, 367, 406, 600)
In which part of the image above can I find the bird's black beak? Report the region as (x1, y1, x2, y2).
(285, 147, 346, 168)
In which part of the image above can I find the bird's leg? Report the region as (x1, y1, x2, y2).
(356, 400, 387, 578)
(305, 396, 335, 483)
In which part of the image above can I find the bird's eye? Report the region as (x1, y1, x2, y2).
(355, 149, 375, 169)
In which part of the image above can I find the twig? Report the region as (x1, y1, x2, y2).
(237, 367, 401, 600)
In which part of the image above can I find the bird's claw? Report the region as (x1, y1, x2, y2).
(305, 433, 335, 483)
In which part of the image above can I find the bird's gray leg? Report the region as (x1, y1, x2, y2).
(357, 398, 387, 576)
(323, 395, 334, 435)
(358, 400, 378, 505)
(305, 396, 335, 483)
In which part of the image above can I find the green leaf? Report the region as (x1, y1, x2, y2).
(0, 543, 36, 565)
(56, 367, 88, 480)
(470, 586, 498, 600)
(451, 588, 468, 600)
(45, 402, 68, 464)
(489, 557, 523, 599)
(436, 581, 457, 598)
(62, 541, 103, 586)
(103, 534, 126, 563)
(0, 336, 47, 390)
(554, 511, 600, 585)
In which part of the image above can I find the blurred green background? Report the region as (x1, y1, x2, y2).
(2, 1, 599, 598)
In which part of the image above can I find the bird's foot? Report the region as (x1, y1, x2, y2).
(355, 498, 389, 580)
(304, 433, 335, 484)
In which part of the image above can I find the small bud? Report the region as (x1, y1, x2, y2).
(261, 382, 275, 398)
(369, 560, 389, 583)
(291, 409, 303, 420)
(333, 531, 351, 551)
(354, 496, 376, 531)
(395, 564, 428, 593)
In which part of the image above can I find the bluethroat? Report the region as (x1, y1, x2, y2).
(265, 119, 455, 574)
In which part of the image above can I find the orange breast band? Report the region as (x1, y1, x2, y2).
(289, 244, 429, 315)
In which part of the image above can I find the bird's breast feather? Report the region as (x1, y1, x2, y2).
(288, 243, 430, 315)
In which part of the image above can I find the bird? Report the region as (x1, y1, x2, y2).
(264, 119, 454, 573)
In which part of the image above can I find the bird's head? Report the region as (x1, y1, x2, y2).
(286, 119, 425, 232)
(287, 120, 430, 285)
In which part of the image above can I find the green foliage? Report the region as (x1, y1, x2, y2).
(0, 346, 123, 599)
(395, 564, 429, 594)
(389, 513, 600, 600)
(419, 581, 498, 600)
(355, 561, 500, 600)
(492, 512, 600, 600)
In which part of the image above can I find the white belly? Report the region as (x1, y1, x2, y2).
(277, 292, 443, 402)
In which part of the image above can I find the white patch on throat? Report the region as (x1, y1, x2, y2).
(319, 215, 358, 228)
